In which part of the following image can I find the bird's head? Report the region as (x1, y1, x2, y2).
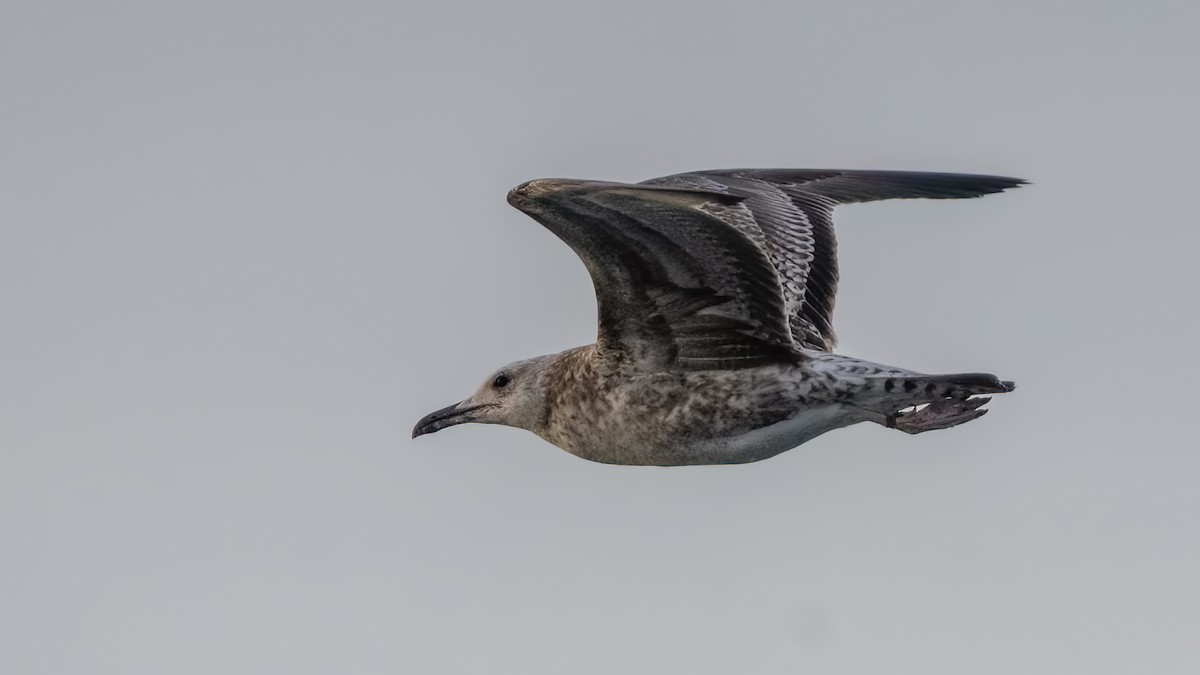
(412, 355, 552, 439)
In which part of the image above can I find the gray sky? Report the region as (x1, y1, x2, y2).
(3, 1, 1198, 673)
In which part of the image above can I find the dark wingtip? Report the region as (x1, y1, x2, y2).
(908, 172, 1028, 198)
(691, 168, 1029, 202)
(976, 175, 1028, 194)
(849, 170, 1029, 200)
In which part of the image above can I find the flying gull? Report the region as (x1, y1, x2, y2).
(413, 168, 1023, 465)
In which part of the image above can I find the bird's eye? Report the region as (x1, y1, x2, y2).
(493, 374, 510, 389)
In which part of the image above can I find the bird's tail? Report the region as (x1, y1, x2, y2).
(871, 372, 1015, 404)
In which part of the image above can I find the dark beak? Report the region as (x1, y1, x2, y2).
(412, 401, 489, 439)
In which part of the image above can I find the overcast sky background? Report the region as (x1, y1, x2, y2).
(3, 1, 1199, 673)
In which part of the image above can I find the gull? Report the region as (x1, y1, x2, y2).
(412, 168, 1023, 465)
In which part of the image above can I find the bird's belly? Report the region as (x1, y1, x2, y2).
(558, 403, 860, 466)
(712, 403, 859, 464)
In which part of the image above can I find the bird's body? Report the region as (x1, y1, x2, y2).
(505, 346, 1008, 465)
(413, 168, 1023, 465)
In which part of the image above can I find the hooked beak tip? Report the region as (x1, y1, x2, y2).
(412, 401, 482, 440)
(411, 417, 440, 440)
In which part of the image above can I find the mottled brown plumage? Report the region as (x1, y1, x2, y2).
(413, 168, 1023, 465)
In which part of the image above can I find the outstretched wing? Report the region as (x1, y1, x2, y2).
(507, 179, 798, 371)
(643, 170, 1026, 351)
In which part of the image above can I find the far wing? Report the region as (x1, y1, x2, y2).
(644, 169, 1026, 350)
